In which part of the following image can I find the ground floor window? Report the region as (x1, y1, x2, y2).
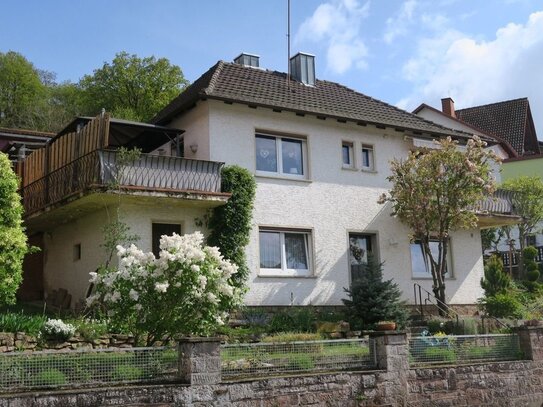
(411, 239, 452, 278)
(349, 233, 376, 281)
(259, 228, 312, 276)
(152, 223, 181, 256)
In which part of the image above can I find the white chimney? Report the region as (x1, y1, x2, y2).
(234, 53, 260, 68)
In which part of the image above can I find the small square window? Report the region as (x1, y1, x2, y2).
(342, 142, 354, 168)
(361, 144, 374, 170)
(152, 223, 181, 256)
(73, 244, 81, 261)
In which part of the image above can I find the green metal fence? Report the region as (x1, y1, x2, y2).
(409, 334, 523, 367)
(221, 338, 376, 380)
(0, 346, 178, 391)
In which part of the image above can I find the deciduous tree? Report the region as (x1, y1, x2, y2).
(378, 137, 498, 310)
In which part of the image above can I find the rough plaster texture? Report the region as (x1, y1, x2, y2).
(203, 101, 485, 305)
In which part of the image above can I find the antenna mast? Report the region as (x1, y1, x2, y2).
(287, 0, 291, 89)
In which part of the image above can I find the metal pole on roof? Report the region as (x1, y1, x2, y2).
(287, 0, 291, 90)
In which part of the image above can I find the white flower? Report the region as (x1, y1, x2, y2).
(89, 272, 98, 284)
(129, 289, 139, 301)
(191, 264, 200, 272)
(207, 292, 218, 305)
(155, 282, 169, 293)
(197, 275, 207, 290)
(43, 319, 76, 338)
(135, 303, 142, 311)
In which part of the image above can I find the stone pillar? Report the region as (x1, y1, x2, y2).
(178, 337, 221, 385)
(516, 326, 543, 361)
(369, 330, 409, 406)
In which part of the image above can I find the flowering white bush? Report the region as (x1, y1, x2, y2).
(88, 231, 244, 344)
(42, 319, 76, 339)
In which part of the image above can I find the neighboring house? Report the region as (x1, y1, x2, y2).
(414, 97, 543, 271)
(19, 53, 516, 309)
(0, 127, 52, 163)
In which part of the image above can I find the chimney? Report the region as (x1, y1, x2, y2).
(289, 52, 315, 86)
(441, 97, 456, 118)
(234, 53, 259, 68)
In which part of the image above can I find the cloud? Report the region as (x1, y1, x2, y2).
(397, 10, 543, 135)
(295, 0, 370, 74)
(383, 0, 418, 44)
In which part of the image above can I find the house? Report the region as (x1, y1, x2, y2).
(18, 53, 517, 310)
(0, 127, 52, 163)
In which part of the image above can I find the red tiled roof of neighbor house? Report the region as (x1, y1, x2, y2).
(152, 61, 494, 143)
(456, 98, 539, 156)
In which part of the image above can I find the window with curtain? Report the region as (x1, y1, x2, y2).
(259, 229, 311, 276)
(255, 133, 307, 178)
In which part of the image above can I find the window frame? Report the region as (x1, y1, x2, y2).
(255, 133, 308, 179)
(361, 144, 375, 171)
(258, 228, 313, 277)
(151, 222, 182, 257)
(348, 232, 378, 284)
(342, 141, 355, 169)
(410, 238, 453, 279)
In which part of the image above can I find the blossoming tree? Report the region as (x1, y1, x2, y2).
(378, 136, 498, 311)
(88, 231, 244, 345)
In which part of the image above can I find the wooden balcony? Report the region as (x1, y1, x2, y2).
(20, 149, 227, 217)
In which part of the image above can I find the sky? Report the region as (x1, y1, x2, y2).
(2, 0, 543, 136)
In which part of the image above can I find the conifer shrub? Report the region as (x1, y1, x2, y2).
(481, 255, 510, 297)
(342, 256, 408, 330)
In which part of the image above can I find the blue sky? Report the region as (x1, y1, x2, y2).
(2, 0, 543, 135)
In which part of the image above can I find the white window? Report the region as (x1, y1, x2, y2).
(411, 239, 452, 278)
(342, 141, 354, 168)
(259, 229, 312, 276)
(361, 144, 374, 171)
(255, 134, 307, 178)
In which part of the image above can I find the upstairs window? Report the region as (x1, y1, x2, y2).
(256, 134, 307, 178)
(361, 144, 374, 171)
(342, 141, 354, 168)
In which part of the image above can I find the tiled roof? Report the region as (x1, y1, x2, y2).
(0, 127, 54, 138)
(152, 61, 487, 141)
(456, 98, 530, 155)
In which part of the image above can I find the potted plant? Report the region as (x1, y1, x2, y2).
(375, 321, 396, 331)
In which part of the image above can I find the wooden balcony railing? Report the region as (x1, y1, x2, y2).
(20, 150, 224, 216)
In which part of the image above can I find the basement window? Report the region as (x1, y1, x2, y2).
(73, 244, 81, 262)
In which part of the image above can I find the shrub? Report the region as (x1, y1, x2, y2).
(481, 293, 524, 319)
(481, 255, 510, 297)
(71, 318, 108, 341)
(0, 152, 30, 306)
(42, 319, 76, 340)
(88, 231, 244, 345)
(524, 246, 540, 282)
(423, 346, 457, 363)
(33, 369, 67, 387)
(262, 332, 322, 343)
(342, 256, 408, 330)
(207, 166, 256, 288)
(262, 332, 323, 354)
(268, 308, 317, 333)
(112, 365, 143, 381)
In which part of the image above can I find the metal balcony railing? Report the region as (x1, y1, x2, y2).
(20, 150, 224, 216)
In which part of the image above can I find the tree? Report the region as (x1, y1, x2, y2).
(481, 255, 510, 297)
(79, 52, 189, 122)
(0, 51, 45, 129)
(378, 137, 498, 310)
(500, 176, 543, 277)
(342, 256, 408, 330)
(0, 152, 30, 306)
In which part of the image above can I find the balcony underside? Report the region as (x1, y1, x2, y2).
(477, 213, 521, 228)
(24, 189, 229, 232)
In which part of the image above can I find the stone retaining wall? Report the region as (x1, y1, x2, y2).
(0, 332, 135, 352)
(3, 328, 543, 406)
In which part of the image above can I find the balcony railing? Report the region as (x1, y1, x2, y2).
(21, 150, 224, 216)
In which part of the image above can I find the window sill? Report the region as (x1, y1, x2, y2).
(258, 271, 316, 278)
(360, 168, 377, 174)
(341, 166, 357, 171)
(255, 173, 312, 183)
(412, 275, 455, 280)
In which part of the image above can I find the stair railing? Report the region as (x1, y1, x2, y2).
(413, 283, 462, 333)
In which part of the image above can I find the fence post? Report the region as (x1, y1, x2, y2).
(177, 337, 221, 385)
(369, 330, 409, 406)
(515, 326, 543, 361)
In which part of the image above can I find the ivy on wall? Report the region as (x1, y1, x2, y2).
(207, 165, 256, 288)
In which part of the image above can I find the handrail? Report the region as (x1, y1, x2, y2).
(413, 282, 510, 332)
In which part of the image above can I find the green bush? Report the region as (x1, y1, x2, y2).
(112, 365, 143, 381)
(524, 246, 540, 282)
(342, 256, 408, 330)
(207, 165, 256, 288)
(482, 293, 524, 319)
(70, 318, 108, 341)
(262, 332, 323, 354)
(424, 347, 457, 363)
(33, 369, 67, 387)
(268, 308, 317, 333)
(481, 255, 510, 297)
(0, 311, 46, 335)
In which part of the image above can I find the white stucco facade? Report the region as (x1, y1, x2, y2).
(164, 100, 487, 305)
